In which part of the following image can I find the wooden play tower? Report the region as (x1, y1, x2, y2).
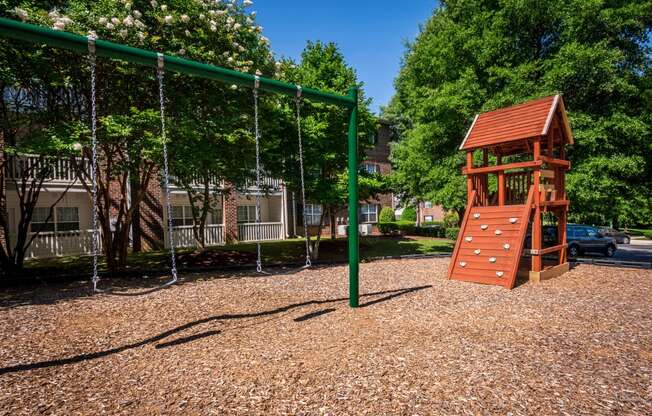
(448, 95, 573, 288)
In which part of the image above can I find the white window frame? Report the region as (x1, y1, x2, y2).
(360, 204, 378, 224)
(424, 201, 433, 208)
(304, 204, 323, 226)
(30, 206, 80, 233)
(171, 205, 195, 227)
(237, 205, 257, 223)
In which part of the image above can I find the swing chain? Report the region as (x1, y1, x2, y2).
(157, 53, 178, 283)
(253, 76, 262, 273)
(296, 86, 311, 267)
(88, 36, 100, 292)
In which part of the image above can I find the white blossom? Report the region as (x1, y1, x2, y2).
(106, 22, 115, 30)
(164, 15, 174, 24)
(260, 36, 269, 45)
(181, 14, 190, 23)
(135, 20, 145, 29)
(111, 17, 120, 25)
(99, 17, 108, 25)
(123, 16, 134, 27)
(138, 31, 146, 41)
(161, 4, 168, 11)
(230, 84, 238, 90)
(119, 29, 128, 37)
(243, 0, 253, 7)
(133, 10, 142, 18)
(178, 48, 186, 55)
(125, 2, 132, 10)
(48, 10, 60, 19)
(72, 143, 83, 151)
(199, 13, 205, 19)
(185, 29, 191, 37)
(13, 7, 29, 21)
(233, 23, 241, 30)
(53, 21, 65, 30)
(227, 56, 234, 62)
(210, 25, 217, 32)
(150, 0, 158, 7)
(250, 11, 256, 17)
(216, 10, 227, 16)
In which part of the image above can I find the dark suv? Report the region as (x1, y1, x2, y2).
(567, 225, 617, 258)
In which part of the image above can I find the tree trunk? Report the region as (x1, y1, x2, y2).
(329, 209, 336, 240)
(311, 209, 328, 260)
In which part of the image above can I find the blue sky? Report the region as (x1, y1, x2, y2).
(254, 1, 437, 114)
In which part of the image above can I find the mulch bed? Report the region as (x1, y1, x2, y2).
(0, 259, 650, 415)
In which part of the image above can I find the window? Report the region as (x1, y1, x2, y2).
(424, 201, 433, 208)
(30, 207, 79, 233)
(368, 133, 378, 145)
(363, 163, 379, 174)
(56, 207, 80, 231)
(360, 204, 378, 223)
(210, 208, 223, 225)
(304, 204, 322, 226)
(237, 205, 257, 223)
(171, 206, 194, 227)
(424, 215, 433, 222)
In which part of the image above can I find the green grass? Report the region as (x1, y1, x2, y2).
(23, 236, 454, 276)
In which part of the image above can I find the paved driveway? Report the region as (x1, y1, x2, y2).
(578, 242, 652, 264)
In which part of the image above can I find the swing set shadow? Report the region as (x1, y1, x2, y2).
(0, 285, 431, 375)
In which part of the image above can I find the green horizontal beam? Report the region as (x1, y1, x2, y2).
(0, 17, 356, 108)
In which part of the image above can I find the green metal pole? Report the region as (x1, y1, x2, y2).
(347, 87, 359, 308)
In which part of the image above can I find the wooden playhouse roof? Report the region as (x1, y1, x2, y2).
(460, 95, 574, 151)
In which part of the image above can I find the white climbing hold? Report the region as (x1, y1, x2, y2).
(489, 257, 497, 263)
(510, 217, 518, 224)
(459, 262, 467, 268)
(465, 236, 473, 242)
(481, 224, 488, 230)
(496, 271, 504, 277)
(495, 229, 502, 235)
(503, 243, 510, 250)
(474, 249, 481, 255)
(473, 213, 480, 219)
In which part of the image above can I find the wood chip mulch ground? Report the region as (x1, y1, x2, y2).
(0, 258, 650, 415)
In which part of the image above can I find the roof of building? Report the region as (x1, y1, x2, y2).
(460, 95, 574, 151)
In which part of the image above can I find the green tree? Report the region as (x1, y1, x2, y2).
(1, 0, 274, 271)
(276, 41, 380, 258)
(386, 0, 651, 228)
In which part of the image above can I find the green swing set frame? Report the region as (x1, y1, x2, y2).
(0, 17, 362, 308)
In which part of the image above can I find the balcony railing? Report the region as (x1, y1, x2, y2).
(168, 224, 225, 248)
(238, 222, 284, 242)
(21, 229, 100, 259)
(244, 176, 283, 192)
(6, 154, 88, 183)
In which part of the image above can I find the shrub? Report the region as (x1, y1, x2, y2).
(400, 206, 417, 222)
(445, 227, 460, 240)
(378, 222, 398, 235)
(443, 211, 459, 228)
(379, 207, 395, 223)
(397, 220, 416, 235)
(415, 226, 444, 238)
(644, 230, 652, 240)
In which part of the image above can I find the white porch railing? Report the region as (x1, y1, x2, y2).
(238, 222, 284, 242)
(6, 154, 88, 183)
(22, 230, 100, 259)
(169, 224, 225, 248)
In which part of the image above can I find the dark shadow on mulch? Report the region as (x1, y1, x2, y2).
(0, 285, 431, 375)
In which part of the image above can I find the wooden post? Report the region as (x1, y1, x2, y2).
(466, 151, 473, 205)
(497, 155, 505, 206)
(532, 139, 542, 272)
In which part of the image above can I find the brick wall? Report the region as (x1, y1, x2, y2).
(137, 171, 165, 251)
(223, 183, 238, 243)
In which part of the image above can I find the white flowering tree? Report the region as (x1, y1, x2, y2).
(1, 0, 276, 271)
